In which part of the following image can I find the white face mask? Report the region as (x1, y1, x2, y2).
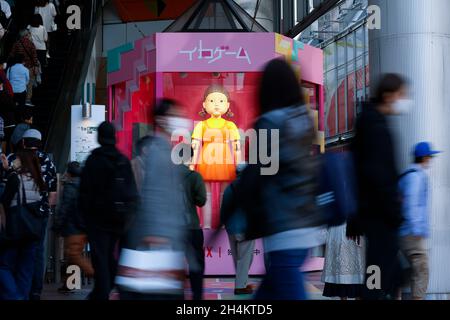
(392, 98, 414, 115)
(163, 116, 192, 134)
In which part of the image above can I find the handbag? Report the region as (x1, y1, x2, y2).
(0, 174, 44, 243)
(115, 248, 185, 295)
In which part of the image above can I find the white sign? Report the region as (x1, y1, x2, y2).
(70, 105, 106, 163)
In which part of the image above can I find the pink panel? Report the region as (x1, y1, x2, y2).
(298, 45, 324, 85)
(203, 230, 324, 275)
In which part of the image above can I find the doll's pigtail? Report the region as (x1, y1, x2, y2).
(225, 109, 234, 118)
(199, 108, 208, 117)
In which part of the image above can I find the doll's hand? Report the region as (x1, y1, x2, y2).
(189, 164, 195, 171)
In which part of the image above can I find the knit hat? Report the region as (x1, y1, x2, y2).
(97, 121, 116, 146)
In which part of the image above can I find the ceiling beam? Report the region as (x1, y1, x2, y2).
(284, 0, 341, 38)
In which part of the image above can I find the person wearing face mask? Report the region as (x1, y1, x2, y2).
(397, 142, 440, 300)
(348, 73, 410, 300)
(119, 99, 192, 300)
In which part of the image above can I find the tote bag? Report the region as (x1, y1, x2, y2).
(0, 174, 44, 244)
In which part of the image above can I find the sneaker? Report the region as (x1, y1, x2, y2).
(25, 102, 35, 107)
(234, 284, 254, 295)
(46, 53, 51, 59)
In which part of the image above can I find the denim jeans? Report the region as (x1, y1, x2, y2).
(0, 241, 36, 300)
(255, 249, 309, 300)
(30, 216, 49, 298)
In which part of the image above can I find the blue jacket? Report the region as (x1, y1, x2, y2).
(399, 164, 429, 237)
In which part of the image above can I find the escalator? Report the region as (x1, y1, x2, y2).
(32, 31, 73, 139)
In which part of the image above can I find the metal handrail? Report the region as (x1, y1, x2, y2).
(44, 0, 103, 171)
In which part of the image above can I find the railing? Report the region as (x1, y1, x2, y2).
(44, 0, 103, 171)
(43, 0, 103, 285)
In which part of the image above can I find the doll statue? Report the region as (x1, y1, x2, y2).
(191, 85, 241, 181)
(190, 85, 241, 229)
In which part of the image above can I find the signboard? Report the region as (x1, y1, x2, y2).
(156, 33, 276, 72)
(70, 105, 106, 163)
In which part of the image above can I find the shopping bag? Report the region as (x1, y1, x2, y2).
(115, 248, 185, 294)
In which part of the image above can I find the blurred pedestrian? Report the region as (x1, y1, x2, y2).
(236, 59, 327, 300)
(349, 73, 411, 300)
(79, 121, 138, 300)
(6, 54, 29, 108)
(0, 150, 46, 300)
(179, 143, 206, 300)
(34, 0, 56, 58)
(9, 30, 40, 106)
(28, 14, 48, 68)
(0, 59, 13, 97)
(0, 75, 15, 152)
(131, 136, 151, 194)
(397, 142, 440, 300)
(119, 99, 191, 300)
(54, 161, 94, 282)
(322, 224, 366, 300)
(7, 129, 57, 300)
(221, 163, 256, 295)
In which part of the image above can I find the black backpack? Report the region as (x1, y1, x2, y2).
(109, 156, 139, 232)
(0, 11, 8, 29)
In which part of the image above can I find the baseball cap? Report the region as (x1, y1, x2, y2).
(22, 129, 42, 141)
(414, 142, 441, 158)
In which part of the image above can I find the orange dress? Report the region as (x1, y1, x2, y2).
(192, 118, 240, 182)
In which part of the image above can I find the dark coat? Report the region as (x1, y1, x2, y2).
(79, 145, 136, 234)
(54, 177, 85, 237)
(180, 164, 206, 230)
(349, 103, 404, 235)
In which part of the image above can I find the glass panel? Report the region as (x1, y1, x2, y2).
(337, 40, 346, 66)
(338, 65, 346, 80)
(324, 42, 336, 71)
(365, 23, 369, 48)
(325, 70, 337, 137)
(338, 78, 346, 133)
(356, 27, 364, 57)
(356, 55, 363, 69)
(347, 72, 356, 131)
(347, 34, 355, 62)
(347, 60, 355, 73)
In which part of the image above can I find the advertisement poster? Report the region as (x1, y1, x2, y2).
(70, 105, 106, 163)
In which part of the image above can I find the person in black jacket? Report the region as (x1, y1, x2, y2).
(179, 144, 207, 300)
(79, 121, 138, 300)
(54, 161, 94, 282)
(350, 73, 411, 300)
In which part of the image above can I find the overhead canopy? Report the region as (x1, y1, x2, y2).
(164, 0, 267, 32)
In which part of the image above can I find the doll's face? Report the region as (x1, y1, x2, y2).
(203, 92, 230, 118)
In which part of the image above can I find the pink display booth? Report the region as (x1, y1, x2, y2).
(107, 32, 325, 275)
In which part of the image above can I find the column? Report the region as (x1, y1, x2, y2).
(369, 0, 450, 295)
